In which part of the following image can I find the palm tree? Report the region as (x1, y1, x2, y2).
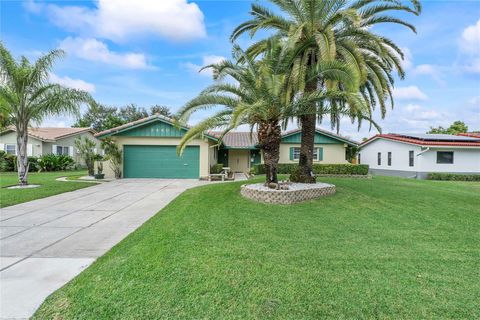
(0, 43, 92, 185)
(231, 0, 421, 182)
(177, 43, 369, 184)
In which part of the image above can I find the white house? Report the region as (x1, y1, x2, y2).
(359, 133, 480, 179)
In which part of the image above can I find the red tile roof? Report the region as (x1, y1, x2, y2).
(458, 132, 480, 138)
(361, 134, 480, 147)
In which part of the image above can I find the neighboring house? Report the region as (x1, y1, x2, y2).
(359, 133, 480, 179)
(95, 114, 358, 179)
(0, 127, 101, 165)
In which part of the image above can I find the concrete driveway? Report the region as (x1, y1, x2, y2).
(0, 179, 204, 319)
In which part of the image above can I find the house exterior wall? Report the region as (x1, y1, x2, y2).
(359, 138, 480, 178)
(103, 136, 212, 178)
(50, 132, 102, 164)
(0, 131, 43, 156)
(278, 143, 349, 164)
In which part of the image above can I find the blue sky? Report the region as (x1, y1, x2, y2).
(1, 0, 479, 139)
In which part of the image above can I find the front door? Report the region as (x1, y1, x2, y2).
(228, 149, 250, 172)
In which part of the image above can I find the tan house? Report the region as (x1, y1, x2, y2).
(0, 127, 101, 164)
(95, 114, 358, 179)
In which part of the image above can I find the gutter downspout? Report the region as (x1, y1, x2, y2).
(413, 147, 430, 179)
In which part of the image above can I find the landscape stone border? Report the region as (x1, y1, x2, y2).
(240, 183, 336, 204)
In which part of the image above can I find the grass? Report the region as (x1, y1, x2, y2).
(34, 176, 480, 319)
(0, 170, 93, 208)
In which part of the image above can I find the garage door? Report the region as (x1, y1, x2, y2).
(123, 145, 200, 178)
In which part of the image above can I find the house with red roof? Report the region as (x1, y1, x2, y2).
(359, 133, 480, 179)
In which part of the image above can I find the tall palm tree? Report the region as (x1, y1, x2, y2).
(0, 43, 92, 185)
(231, 0, 421, 182)
(177, 43, 370, 184)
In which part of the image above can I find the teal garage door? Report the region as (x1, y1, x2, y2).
(123, 145, 200, 178)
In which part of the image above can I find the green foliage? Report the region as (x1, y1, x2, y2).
(427, 173, 480, 181)
(0, 151, 38, 172)
(253, 163, 369, 176)
(210, 163, 224, 174)
(75, 136, 97, 176)
(36, 154, 75, 172)
(101, 138, 122, 178)
(428, 121, 469, 135)
(73, 102, 173, 132)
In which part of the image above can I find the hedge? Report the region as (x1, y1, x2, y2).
(253, 163, 369, 176)
(427, 173, 480, 181)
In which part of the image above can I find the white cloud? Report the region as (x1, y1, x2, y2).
(184, 55, 226, 76)
(49, 73, 95, 93)
(25, 0, 206, 42)
(393, 86, 428, 101)
(59, 37, 150, 69)
(400, 47, 413, 70)
(404, 104, 421, 112)
(413, 64, 445, 85)
(460, 19, 480, 73)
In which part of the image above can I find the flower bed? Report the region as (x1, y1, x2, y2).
(240, 182, 336, 204)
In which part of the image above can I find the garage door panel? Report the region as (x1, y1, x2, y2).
(123, 145, 199, 178)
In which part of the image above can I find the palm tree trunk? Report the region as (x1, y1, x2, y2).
(294, 78, 317, 184)
(16, 124, 29, 185)
(258, 120, 281, 185)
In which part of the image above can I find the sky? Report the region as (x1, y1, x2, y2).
(1, 0, 479, 140)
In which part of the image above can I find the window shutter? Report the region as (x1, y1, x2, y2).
(289, 147, 294, 160)
(0, 144, 4, 151)
(319, 147, 323, 161)
(69, 146, 74, 157)
(27, 144, 33, 156)
(52, 144, 57, 154)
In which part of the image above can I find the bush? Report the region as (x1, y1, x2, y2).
(0, 151, 38, 172)
(427, 173, 480, 181)
(210, 163, 224, 174)
(37, 154, 75, 172)
(252, 163, 369, 176)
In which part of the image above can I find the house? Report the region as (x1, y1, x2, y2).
(359, 133, 480, 179)
(95, 114, 358, 179)
(0, 127, 101, 164)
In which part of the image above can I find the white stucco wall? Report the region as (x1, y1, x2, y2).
(359, 138, 480, 174)
(0, 131, 43, 157)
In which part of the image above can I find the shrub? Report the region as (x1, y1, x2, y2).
(101, 138, 122, 179)
(37, 154, 75, 171)
(427, 173, 480, 181)
(0, 151, 38, 172)
(252, 163, 369, 176)
(210, 163, 224, 174)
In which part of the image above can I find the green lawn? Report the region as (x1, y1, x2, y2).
(0, 170, 93, 208)
(34, 176, 480, 319)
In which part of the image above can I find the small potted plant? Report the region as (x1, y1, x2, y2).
(94, 155, 105, 179)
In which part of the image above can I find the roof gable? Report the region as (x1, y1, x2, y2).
(281, 129, 358, 146)
(95, 115, 218, 141)
(1, 127, 94, 142)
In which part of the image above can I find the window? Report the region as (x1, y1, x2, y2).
(358, 153, 361, 164)
(377, 152, 381, 166)
(5, 144, 16, 155)
(437, 151, 454, 164)
(56, 146, 69, 155)
(387, 152, 392, 166)
(409, 151, 414, 167)
(292, 147, 322, 161)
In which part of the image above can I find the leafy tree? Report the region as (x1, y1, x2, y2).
(0, 43, 92, 185)
(428, 121, 468, 135)
(231, 0, 420, 182)
(74, 136, 97, 176)
(74, 103, 173, 132)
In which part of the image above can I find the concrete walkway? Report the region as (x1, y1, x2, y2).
(0, 179, 204, 319)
